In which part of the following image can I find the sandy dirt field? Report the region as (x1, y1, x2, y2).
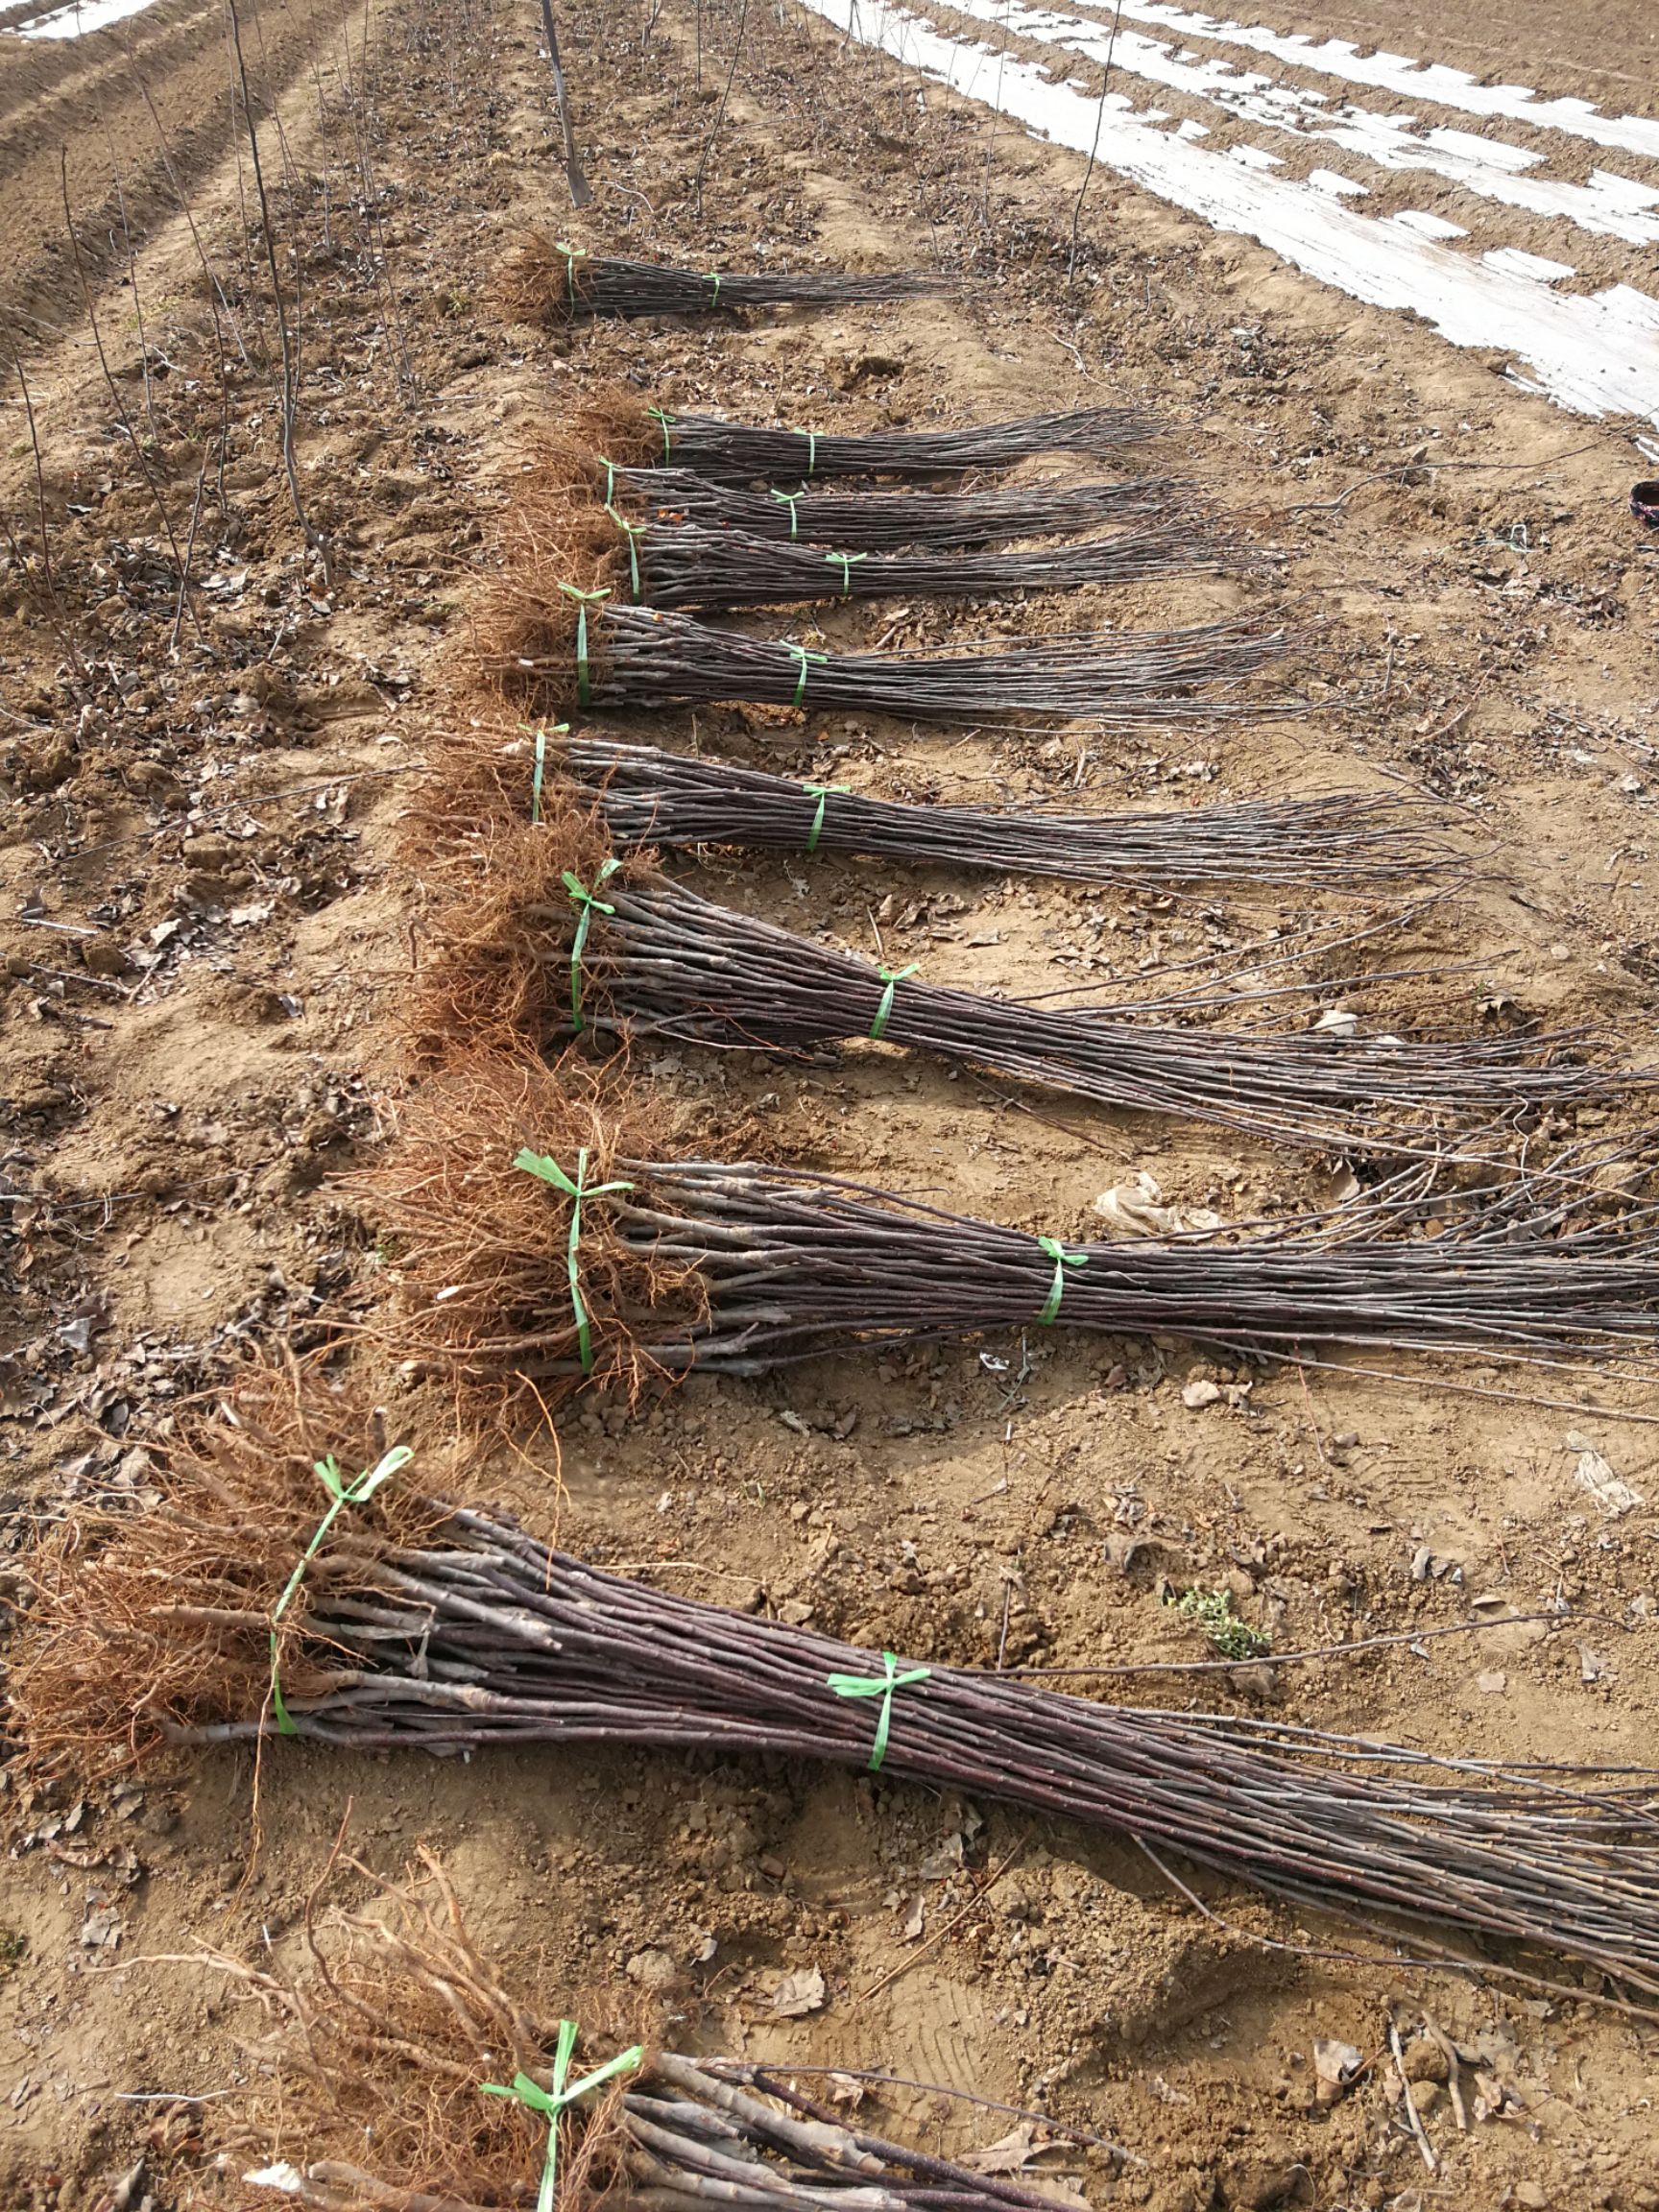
(2, 0, 1659, 2205)
(1201, 1, 1659, 103)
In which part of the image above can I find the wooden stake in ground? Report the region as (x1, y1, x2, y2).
(1068, 0, 1125, 286)
(225, 0, 333, 589)
(539, 0, 592, 207)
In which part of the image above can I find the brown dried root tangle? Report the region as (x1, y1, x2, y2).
(211, 1848, 1107, 2211)
(10, 1357, 442, 1785)
(358, 1054, 706, 1421)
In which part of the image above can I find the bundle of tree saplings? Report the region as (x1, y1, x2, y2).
(498, 231, 950, 326)
(416, 807, 1623, 1164)
(566, 386, 1160, 477)
(475, 562, 1286, 728)
(498, 453, 1215, 614)
(21, 1353, 1659, 2008)
(595, 459, 1191, 547)
(224, 1850, 1110, 2212)
(368, 1060, 1659, 1414)
(548, 732, 1462, 892)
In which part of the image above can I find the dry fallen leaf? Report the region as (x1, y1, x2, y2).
(770, 1963, 827, 2018)
(1313, 2035, 1364, 2108)
(965, 2123, 1045, 2175)
(1574, 1446, 1644, 1517)
(964, 2127, 1090, 2206)
(1093, 1170, 1221, 1240)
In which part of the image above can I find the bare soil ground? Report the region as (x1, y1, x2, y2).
(1199, 0, 1659, 107)
(2, 0, 1659, 2207)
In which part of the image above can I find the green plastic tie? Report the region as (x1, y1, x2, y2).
(1036, 1235, 1089, 1326)
(803, 780, 850, 853)
(824, 550, 868, 599)
(598, 453, 616, 505)
(645, 404, 675, 462)
(270, 1445, 412, 1736)
(514, 1145, 636, 1375)
(706, 271, 722, 306)
(796, 426, 818, 474)
(560, 855, 620, 1032)
(554, 240, 589, 305)
(605, 502, 648, 600)
(482, 2023, 645, 2212)
(828, 1650, 932, 1772)
(788, 644, 828, 709)
(517, 720, 566, 828)
(557, 582, 611, 709)
(869, 961, 917, 1041)
(770, 488, 805, 541)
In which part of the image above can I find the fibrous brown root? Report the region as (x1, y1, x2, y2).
(401, 781, 617, 1064)
(519, 426, 623, 502)
(471, 467, 621, 709)
(565, 382, 661, 469)
(492, 227, 592, 331)
(210, 1852, 1096, 2211)
(209, 1849, 640, 2209)
(357, 1055, 707, 1420)
(397, 713, 544, 883)
(9, 1357, 444, 1784)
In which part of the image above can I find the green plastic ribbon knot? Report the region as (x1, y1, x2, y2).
(645, 404, 675, 462)
(514, 1144, 636, 1375)
(557, 582, 611, 709)
(482, 2023, 644, 2212)
(869, 962, 918, 1042)
(796, 426, 818, 474)
(270, 1444, 412, 1736)
(561, 855, 620, 1032)
(597, 453, 617, 506)
(604, 502, 648, 600)
(824, 550, 868, 599)
(787, 644, 828, 709)
(828, 1650, 932, 1772)
(1036, 1235, 1089, 1326)
(705, 271, 722, 305)
(770, 488, 805, 541)
(802, 780, 850, 853)
(553, 240, 589, 306)
(520, 719, 567, 827)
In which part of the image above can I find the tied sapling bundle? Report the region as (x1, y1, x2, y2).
(598, 460, 1194, 547)
(423, 809, 1625, 1165)
(218, 1851, 1112, 2212)
(23, 1354, 1659, 2011)
(548, 733, 1464, 893)
(566, 385, 1160, 479)
(477, 417, 1279, 728)
(506, 452, 1218, 613)
(498, 231, 950, 327)
(352, 1060, 1659, 1395)
(476, 581, 1287, 729)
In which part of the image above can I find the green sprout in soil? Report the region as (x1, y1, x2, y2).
(1167, 1586, 1271, 1661)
